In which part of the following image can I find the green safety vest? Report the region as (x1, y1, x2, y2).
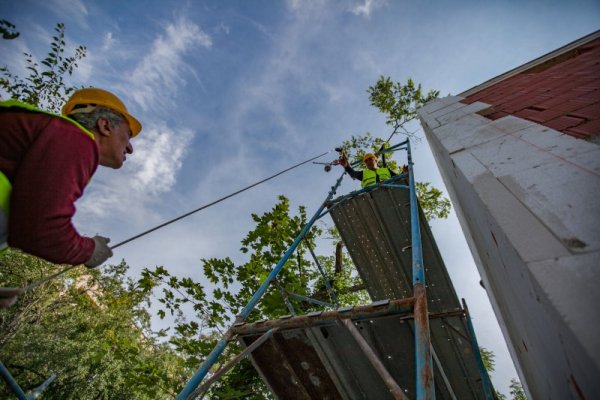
(361, 168, 392, 188)
(0, 100, 95, 250)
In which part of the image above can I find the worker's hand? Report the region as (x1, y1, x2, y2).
(0, 287, 25, 309)
(338, 156, 348, 167)
(401, 164, 409, 173)
(84, 236, 113, 268)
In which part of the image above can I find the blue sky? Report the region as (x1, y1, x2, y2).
(2, 0, 599, 396)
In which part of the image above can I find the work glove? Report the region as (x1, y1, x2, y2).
(338, 156, 348, 167)
(84, 236, 113, 268)
(0, 287, 25, 309)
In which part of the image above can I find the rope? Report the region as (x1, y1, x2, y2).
(110, 149, 331, 249)
(16, 150, 332, 293)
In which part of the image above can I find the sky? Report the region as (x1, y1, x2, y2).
(1, 0, 599, 396)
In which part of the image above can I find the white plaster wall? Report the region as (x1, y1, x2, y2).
(417, 96, 600, 400)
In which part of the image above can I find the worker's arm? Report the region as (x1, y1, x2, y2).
(338, 157, 363, 181)
(8, 118, 98, 265)
(344, 165, 363, 181)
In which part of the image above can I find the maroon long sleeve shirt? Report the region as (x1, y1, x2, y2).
(0, 108, 98, 264)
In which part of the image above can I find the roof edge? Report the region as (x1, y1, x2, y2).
(459, 30, 600, 97)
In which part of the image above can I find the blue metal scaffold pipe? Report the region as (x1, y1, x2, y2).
(0, 361, 56, 400)
(0, 361, 28, 400)
(407, 139, 435, 400)
(463, 299, 495, 400)
(176, 172, 346, 400)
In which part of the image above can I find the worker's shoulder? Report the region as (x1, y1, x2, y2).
(44, 115, 95, 141)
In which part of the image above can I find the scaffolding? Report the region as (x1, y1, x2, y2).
(176, 139, 495, 400)
(1, 139, 494, 399)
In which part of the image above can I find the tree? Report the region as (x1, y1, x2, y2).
(0, 21, 86, 113)
(0, 249, 187, 399)
(0, 34, 453, 399)
(480, 346, 496, 372)
(508, 378, 527, 400)
(0, 19, 19, 40)
(145, 77, 451, 397)
(368, 76, 439, 140)
(338, 76, 451, 221)
(480, 347, 528, 400)
(144, 196, 334, 398)
(0, 20, 189, 399)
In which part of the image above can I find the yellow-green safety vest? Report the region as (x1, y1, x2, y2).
(0, 100, 95, 250)
(361, 168, 392, 188)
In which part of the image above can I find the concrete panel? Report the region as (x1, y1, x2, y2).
(419, 95, 600, 399)
(419, 95, 464, 115)
(499, 166, 600, 253)
(433, 115, 508, 155)
(487, 115, 536, 134)
(460, 125, 600, 253)
(512, 125, 600, 172)
(428, 148, 593, 399)
(451, 152, 570, 262)
(469, 134, 556, 177)
(529, 252, 600, 369)
(427, 102, 468, 120)
(435, 102, 494, 126)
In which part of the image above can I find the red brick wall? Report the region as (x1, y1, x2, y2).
(464, 38, 600, 140)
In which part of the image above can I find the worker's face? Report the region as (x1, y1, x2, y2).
(97, 117, 133, 169)
(365, 158, 377, 170)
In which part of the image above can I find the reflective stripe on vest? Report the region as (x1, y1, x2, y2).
(361, 168, 392, 188)
(0, 100, 96, 249)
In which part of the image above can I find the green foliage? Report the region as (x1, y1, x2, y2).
(0, 21, 86, 113)
(416, 182, 451, 220)
(509, 378, 528, 400)
(368, 76, 439, 140)
(493, 379, 528, 400)
(339, 132, 398, 168)
(146, 196, 364, 398)
(0, 19, 19, 40)
(0, 249, 186, 399)
(336, 77, 451, 221)
(480, 347, 528, 400)
(480, 346, 496, 372)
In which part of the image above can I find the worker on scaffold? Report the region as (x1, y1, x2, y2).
(338, 152, 400, 187)
(0, 88, 142, 307)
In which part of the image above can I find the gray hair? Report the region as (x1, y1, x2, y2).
(67, 106, 126, 132)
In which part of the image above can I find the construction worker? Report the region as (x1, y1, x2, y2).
(339, 153, 398, 187)
(0, 88, 142, 271)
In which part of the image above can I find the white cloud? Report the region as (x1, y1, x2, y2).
(349, 0, 387, 18)
(45, 0, 89, 29)
(77, 121, 193, 219)
(129, 17, 212, 113)
(129, 123, 194, 195)
(216, 22, 231, 35)
(101, 32, 115, 51)
(73, 17, 205, 235)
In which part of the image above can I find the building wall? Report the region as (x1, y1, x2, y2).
(417, 96, 599, 399)
(462, 36, 600, 141)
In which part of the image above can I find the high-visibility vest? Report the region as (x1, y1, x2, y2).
(361, 168, 392, 188)
(0, 100, 95, 250)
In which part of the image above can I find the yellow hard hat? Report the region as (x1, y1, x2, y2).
(62, 88, 142, 137)
(363, 153, 377, 163)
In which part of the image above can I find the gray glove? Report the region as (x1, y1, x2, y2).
(84, 236, 113, 268)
